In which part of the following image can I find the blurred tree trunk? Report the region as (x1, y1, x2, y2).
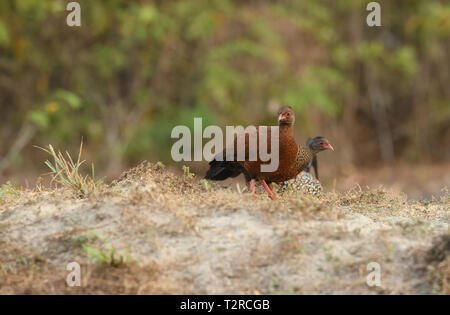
(0, 123, 36, 177)
(364, 68, 395, 163)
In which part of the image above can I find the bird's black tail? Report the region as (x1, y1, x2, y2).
(204, 160, 243, 181)
(305, 138, 319, 179)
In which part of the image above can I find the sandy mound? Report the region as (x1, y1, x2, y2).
(0, 162, 448, 294)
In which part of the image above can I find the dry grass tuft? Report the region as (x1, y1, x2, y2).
(35, 140, 102, 197)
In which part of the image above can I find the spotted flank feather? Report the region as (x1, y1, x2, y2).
(278, 171, 323, 197)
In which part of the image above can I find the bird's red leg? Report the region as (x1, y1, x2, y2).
(260, 179, 276, 200)
(251, 179, 256, 200)
(246, 180, 251, 191)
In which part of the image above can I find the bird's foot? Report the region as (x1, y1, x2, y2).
(250, 179, 256, 200)
(260, 179, 276, 200)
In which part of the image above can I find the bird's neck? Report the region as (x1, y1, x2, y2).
(279, 123, 294, 138)
(279, 124, 297, 158)
(307, 145, 321, 154)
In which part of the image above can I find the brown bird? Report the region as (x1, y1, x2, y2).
(278, 138, 323, 197)
(204, 106, 333, 200)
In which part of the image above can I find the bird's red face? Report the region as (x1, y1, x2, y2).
(310, 136, 334, 151)
(278, 106, 295, 125)
(319, 139, 334, 151)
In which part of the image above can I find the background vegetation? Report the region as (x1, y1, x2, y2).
(0, 0, 449, 187)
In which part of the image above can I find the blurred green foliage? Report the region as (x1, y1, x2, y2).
(0, 0, 449, 176)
